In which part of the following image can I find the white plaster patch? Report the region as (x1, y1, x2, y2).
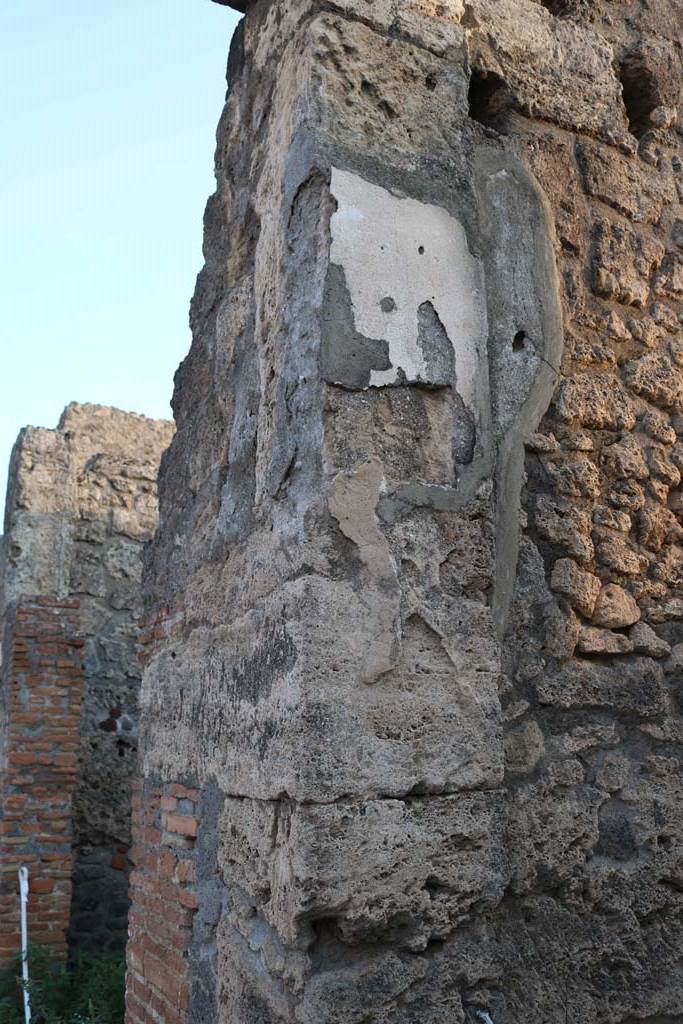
(329, 167, 487, 404)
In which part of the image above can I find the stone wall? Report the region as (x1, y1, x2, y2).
(0, 404, 173, 957)
(128, 1, 683, 1022)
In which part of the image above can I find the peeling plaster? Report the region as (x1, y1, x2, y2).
(328, 168, 488, 404)
(328, 457, 401, 683)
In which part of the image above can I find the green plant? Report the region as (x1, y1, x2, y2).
(0, 945, 125, 1024)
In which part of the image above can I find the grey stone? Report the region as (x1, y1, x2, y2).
(630, 621, 671, 658)
(536, 657, 665, 716)
(122, 0, 683, 1020)
(577, 626, 634, 656)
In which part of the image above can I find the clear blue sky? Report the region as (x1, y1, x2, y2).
(1, 0, 241, 505)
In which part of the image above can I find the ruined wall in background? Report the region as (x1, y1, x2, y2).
(128, 0, 683, 1022)
(0, 403, 173, 955)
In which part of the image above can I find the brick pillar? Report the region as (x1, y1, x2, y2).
(125, 607, 200, 1024)
(0, 598, 83, 967)
(125, 777, 198, 1024)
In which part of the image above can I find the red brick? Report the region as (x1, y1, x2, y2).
(143, 955, 183, 1005)
(174, 860, 195, 884)
(29, 878, 55, 894)
(168, 784, 199, 802)
(177, 889, 198, 911)
(162, 815, 198, 838)
(0, 598, 82, 969)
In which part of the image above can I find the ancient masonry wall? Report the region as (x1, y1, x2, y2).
(129, 0, 682, 1022)
(0, 599, 83, 967)
(0, 404, 173, 958)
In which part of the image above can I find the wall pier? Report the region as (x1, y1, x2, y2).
(0, 599, 83, 967)
(129, 0, 683, 1021)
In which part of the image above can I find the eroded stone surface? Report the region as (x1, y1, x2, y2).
(128, 0, 683, 1021)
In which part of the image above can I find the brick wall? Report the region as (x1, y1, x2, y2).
(0, 598, 84, 967)
(125, 778, 199, 1024)
(0, 404, 174, 959)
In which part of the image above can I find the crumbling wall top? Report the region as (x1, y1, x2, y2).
(1, 402, 174, 609)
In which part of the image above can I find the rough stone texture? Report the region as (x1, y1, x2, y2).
(0, 404, 173, 954)
(129, 1, 683, 1022)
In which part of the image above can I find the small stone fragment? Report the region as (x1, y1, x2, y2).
(547, 758, 584, 786)
(593, 506, 631, 533)
(654, 252, 683, 301)
(664, 643, 683, 674)
(544, 604, 580, 660)
(577, 627, 634, 656)
(545, 456, 601, 499)
(647, 445, 681, 486)
(624, 350, 683, 410)
(596, 754, 630, 792)
(556, 373, 636, 430)
(603, 310, 631, 341)
(505, 719, 545, 774)
(640, 410, 676, 445)
(560, 432, 594, 452)
(637, 503, 682, 551)
(629, 621, 671, 658)
(608, 479, 646, 512)
(628, 315, 665, 348)
(592, 584, 641, 628)
(646, 597, 683, 623)
(550, 559, 601, 618)
(595, 535, 645, 575)
(534, 495, 594, 563)
(537, 657, 665, 716)
(651, 302, 680, 331)
(601, 436, 649, 481)
(525, 432, 559, 453)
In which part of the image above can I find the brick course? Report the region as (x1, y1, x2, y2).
(0, 598, 84, 967)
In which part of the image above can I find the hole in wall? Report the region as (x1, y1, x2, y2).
(467, 69, 511, 131)
(425, 73, 437, 92)
(380, 296, 397, 313)
(418, 245, 425, 255)
(310, 917, 342, 945)
(512, 330, 527, 352)
(359, 78, 397, 121)
(461, 3, 479, 28)
(618, 55, 660, 140)
(378, 99, 397, 121)
(424, 875, 447, 894)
